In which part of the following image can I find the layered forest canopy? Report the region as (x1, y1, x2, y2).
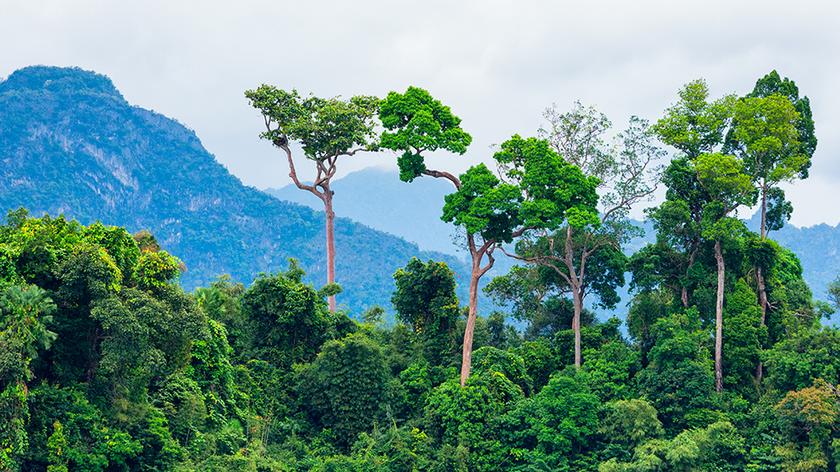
(0, 65, 838, 472)
(0, 211, 836, 471)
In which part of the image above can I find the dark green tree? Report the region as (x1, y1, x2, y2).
(392, 258, 459, 365)
(297, 333, 390, 450)
(240, 261, 333, 367)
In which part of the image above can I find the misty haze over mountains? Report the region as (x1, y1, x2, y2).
(266, 168, 840, 309)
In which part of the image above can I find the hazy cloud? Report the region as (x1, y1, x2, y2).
(2, 0, 838, 225)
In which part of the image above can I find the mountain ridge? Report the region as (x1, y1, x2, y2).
(0, 65, 471, 314)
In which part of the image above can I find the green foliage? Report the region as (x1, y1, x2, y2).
(46, 421, 68, 472)
(241, 261, 332, 366)
(442, 164, 523, 242)
(392, 258, 459, 365)
(134, 250, 182, 291)
(487, 266, 597, 338)
(497, 372, 602, 470)
(636, 312, 716, 431)
(651, 79, 735, 159)
(493, 135, 600, 230)
(599, 399, 663, 462)
(730, 93, 806, 189)
(773, 379, 839, 471)
(245, 86, 379, 160)
(739, 70, 817, 177)
(0, 284, 56, 382)
(764, 327, 840, 393)
(423, 378, 501, 447)
(297, 333, 390, 450)
(471, 346, 532, 396)
(378, 86, 472, 182)
(582, 340, 640, 401)
(600, 421, 746, 471)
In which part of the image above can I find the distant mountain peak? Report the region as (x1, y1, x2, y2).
(0, 65, 473, 315)
(0, 65, 125, 101)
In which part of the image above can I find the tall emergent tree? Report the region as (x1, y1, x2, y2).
(649, 79, 758, 391)
(694, 153, 755, 392)
(647, 80, 735, 308)
(246, 87, 379, 311)
(379, 88, 596, 385)
(506, 103, 662, 368)
(725, 71, 815, 328)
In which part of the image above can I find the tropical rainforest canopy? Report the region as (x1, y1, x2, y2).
(0, 70, 838, 471)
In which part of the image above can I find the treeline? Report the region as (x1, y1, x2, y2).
(0, 70, 837, 471)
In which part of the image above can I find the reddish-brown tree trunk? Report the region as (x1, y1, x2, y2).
(324, 191, 336, 312)
(572, 288, 583, 368)
(757, 185, 768, 321)
(460, 254, 481, 387)
(714, 240, 725, 393)
(755, 184, 768, 382)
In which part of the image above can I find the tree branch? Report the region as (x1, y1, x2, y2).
(422, 169, 461, 189)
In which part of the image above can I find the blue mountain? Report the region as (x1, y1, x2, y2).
(0, 66, 470, 314)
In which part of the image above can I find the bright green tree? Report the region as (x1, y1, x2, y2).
(510, 103, 662, 368)
(380, 88, 597, 384)
(725, 73, 816, 383)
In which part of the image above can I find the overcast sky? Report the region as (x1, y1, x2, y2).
(2, 0, 838, 226)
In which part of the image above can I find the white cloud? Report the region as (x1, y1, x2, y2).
(2, 0, 838, 226)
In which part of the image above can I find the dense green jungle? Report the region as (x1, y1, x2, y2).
(0, 67, 838, 471)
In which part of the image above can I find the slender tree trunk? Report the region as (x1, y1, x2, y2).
(755, 183, 768, 385)
(460, 252, 482, 387)
(757, 185, 768, 321)
(681, 248, 698, 308)
(757, 184, 768, 321)
(760, 185, 767, 240)
(572, 288, 583, 368)
(755, 184, 768, 382)
(562, 226, 586, 369)
(324, 191, 336, 312)
(714, 240, 725, 393)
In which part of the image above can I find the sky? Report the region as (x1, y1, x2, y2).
(2, 0, 838, 226)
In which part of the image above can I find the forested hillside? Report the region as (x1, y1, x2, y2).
(0, 66, 468, 314)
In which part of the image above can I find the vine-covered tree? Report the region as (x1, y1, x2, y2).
(392, 258, 460, 365)
(724, 72, 816, 374)
(694, 152, 756, 391)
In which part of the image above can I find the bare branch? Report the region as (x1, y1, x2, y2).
(422, 168, 461, 189)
